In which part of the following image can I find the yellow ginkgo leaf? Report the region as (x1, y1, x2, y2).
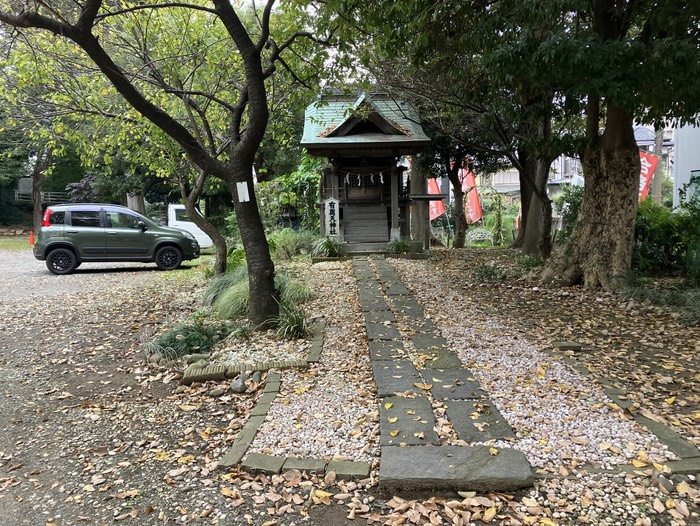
(413, 382, 433, 390)
(488, 447, 499, 456)
(676, 481, 691, 493)
(540, 519, 557, 526)
(665, 397, 676, 405)
(483, 506, 497, 522)
(406, 410, 416, 415)
(384, 403, 393, 410)
(632, 459, 648, 468)
(389, 429, 400, 437)
(314, 490, 333, 499)
(388, 417, 398, 423)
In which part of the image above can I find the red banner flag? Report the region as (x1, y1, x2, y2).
(639, 151, 660, 201)
(428, 178, 446, 221)
(460, 169, 483, 223)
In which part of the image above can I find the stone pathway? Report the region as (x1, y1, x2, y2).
(354, 256, 534, 496)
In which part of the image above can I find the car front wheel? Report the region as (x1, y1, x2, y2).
(155, 246, 182, 270)
(46, 248, 78, 275)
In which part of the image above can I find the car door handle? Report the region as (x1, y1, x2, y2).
(67, 230, 78, 233)
(107, 231, 117, 235)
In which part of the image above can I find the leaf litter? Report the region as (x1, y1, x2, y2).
(0, 251, 698, 525)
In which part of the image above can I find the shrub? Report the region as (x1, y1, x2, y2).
(274, 302, 311, 339)
(149, 313, 231, 358)
(388, 238, 411, 254)
(312, 236, 341, 257)
(276, 273, 315, 304)
(268, 228, 299, 260)
(203, 265, 248, 306)
(633, 199, 685, 275)
(474, 262, 508, 282)
(296, 229, 316, 253)
(204, 266, 313, 320)
(227, 245, 246, 270)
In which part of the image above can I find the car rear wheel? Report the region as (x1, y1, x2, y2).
(46, 248, 78, 275)
(155, 246, 182, 270)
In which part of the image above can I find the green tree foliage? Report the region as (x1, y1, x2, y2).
(0, 2, 332, 325)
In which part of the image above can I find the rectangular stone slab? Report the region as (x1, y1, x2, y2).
(419, 349, 463, 370)
(444, 400, 516, 442)
(361, 296, 391, 312)
(391, 297, 425, 319)
(372, 360, 422, 397)
(379, 396, 439, 446)
(366, 321, 402, 341)
(364, 310, 396, 324)
(411, 333, 450, 350)
(421, 369, 485, 399)
(369, 340, 406, 361)
(384, 283, 411, 296)
(379, 445, 534, 496)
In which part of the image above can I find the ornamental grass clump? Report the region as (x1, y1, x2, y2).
(204, 266, 314, 323)
(273, 302, 311, 339)
(149, 312, 231, 358)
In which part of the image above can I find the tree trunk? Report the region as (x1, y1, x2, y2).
(127, 192, 146, 214)
(182, 197, 227, 275)
(541, 103, 639, 289)
(180, 175, 228, 275)
(511, 149, 533, 249)
(520, 157, 553, 259)
(229, 163, 279, 327)
(409, 158, 428, 250)
(446, 164, 468, 248)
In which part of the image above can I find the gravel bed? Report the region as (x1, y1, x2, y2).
(249, 261, 380, 464)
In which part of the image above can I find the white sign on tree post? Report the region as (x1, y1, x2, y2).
(323, 198, 340, 239)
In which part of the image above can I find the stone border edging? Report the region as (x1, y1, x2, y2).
(180, 319, 326, 385)
(551, 340, 700, 477)
(210, 318, 372, 480)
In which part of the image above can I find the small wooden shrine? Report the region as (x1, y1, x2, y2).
(300, 91, 430, 254)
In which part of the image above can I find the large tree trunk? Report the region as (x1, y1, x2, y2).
(520, 157, 552, 258)
(512, 115, 554, 258)
(541, 103, 639, 289)
(229, 163, 279, 327)
(450, 182, 468, 248)
(445, 159, 468, 249)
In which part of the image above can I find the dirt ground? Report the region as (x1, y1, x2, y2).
(0, 249, 356, 526)
(0, 245, 698, 526)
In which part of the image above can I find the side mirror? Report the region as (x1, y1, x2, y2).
(137, 220, 149, 231)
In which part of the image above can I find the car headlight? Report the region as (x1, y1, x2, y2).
(181, 230, 195, 240)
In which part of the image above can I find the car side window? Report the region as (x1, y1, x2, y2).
(70, 210, 101, 228)
(107, 211, 139, 229)
(175, 209, 193, 222)
(48, 211, 65, 225)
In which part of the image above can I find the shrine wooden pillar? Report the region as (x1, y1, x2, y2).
(390, 164, 399, 240)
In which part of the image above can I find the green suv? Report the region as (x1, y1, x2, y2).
(33, 203, 200, 275)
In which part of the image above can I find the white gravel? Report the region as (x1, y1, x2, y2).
(249, 261, 380, 463)
(390, 258, 677, 470)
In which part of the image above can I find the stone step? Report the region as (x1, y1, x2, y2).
(379, 445, 534, 496)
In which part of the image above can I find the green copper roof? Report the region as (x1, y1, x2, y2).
(301, 92, 430, 155)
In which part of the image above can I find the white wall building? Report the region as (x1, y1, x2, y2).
(673, 124, 700, 208)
